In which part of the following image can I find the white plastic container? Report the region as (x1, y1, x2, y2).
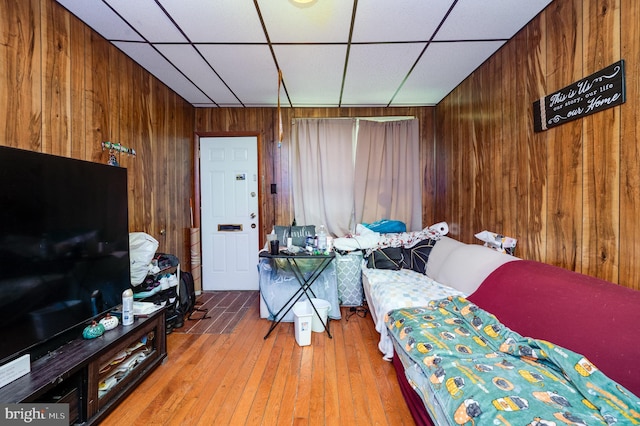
(292, 301, 313, 346)
(310, 298, 331, 333)
(122, 289, 134, 326)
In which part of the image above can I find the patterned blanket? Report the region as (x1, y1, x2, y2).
(386, 296, 640, 425)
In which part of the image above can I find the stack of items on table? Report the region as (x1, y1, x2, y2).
(129, 233, 188, 332)
(134, 252, 183, 332)
(133, 253, 180, 300)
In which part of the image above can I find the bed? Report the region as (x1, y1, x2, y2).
(362, 266, 464, 360)
(355, 230, 640, 425)
(335, 225, 467, 361)
(386, 296, 640, 425)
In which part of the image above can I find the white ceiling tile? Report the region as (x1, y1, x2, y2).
(342, 43, 426, 106)
(393, 41, 505, 105)
(258, 0, 353, 43)
(158, 0, 266, 43)
(352, 0, 454, 42)
(198, 45, 279, 106)
(56, 0, 554, 107)
(434, 0, 553, 41)
(55, 0, 143, 41)
(113, 42, 211, 104)
(273, 45, 347, 106)
(105, 0, 187, 42)
(154, 44, 239, 105)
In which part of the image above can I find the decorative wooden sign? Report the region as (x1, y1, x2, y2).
(533, 60, 625, 132)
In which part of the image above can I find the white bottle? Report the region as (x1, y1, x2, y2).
(317, 225, 327, 251)
(122, 288, 134, 326)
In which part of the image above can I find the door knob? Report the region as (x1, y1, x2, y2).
(251, 192, 256, 197)
(250, 213, 256, 219)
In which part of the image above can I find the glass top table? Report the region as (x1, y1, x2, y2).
(259, 251, 336, 339)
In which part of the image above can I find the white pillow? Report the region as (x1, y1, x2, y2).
(436, 244, 519, 294)
(425, 236, 465, 281)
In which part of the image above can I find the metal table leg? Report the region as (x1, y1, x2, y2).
(263, 255, 334, 339)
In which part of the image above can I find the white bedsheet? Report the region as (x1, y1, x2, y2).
(362, 266, 465, 360)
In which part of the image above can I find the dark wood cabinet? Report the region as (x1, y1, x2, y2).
(0, 309, 166, 425)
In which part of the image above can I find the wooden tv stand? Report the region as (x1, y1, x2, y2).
(0, 308, 166, 425)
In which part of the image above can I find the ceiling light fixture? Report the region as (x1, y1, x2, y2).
(289, 0, 318, 7)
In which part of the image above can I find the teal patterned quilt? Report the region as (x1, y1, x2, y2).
(385, 296, 640, 425)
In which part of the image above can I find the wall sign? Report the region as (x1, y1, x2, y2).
(533, 60, 625, 132)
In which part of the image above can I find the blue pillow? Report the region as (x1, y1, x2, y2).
(363, 219, 406, 233)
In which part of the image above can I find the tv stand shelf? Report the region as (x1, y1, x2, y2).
(0, 309, 166, 425)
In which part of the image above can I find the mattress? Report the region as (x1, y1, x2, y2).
(361, 265, 464, 360)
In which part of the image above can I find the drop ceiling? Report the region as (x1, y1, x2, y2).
(55, 0, 552, 108)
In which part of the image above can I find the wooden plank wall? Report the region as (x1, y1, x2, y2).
(434, 0, 640, 290)
(0, 0, 195, 265)
(5, 0, 638, 291)
(195, 107, 435, 245)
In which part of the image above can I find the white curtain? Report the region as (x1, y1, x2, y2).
(291, 119, 355, 236)
(354, 119, 421, 231)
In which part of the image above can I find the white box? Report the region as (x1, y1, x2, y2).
(0, 354, 30, 389)
(292, 301, 313, 346)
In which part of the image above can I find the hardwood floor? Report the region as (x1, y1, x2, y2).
(100, 291, 415, 425)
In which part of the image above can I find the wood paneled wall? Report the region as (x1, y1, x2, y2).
(0, 0, 195, 264)
(6, 0, 638, 291)
(195, 107, 435, 244)
(435, 0, 640, 290)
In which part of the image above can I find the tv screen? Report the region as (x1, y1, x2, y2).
(0, 146, 131, 365)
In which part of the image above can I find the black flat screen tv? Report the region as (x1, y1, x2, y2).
(0, 146, 131, 366)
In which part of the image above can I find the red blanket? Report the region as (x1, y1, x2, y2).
(468, 260, 640, 397)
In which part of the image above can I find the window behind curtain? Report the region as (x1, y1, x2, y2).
(292, 118, 421, 237)
(354, 119, 421, 231)
(291, 119, 356, 236)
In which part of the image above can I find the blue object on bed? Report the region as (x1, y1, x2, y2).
(363, 219, 406, 233)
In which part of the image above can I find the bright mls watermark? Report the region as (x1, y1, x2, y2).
(0, 404, 68, 425)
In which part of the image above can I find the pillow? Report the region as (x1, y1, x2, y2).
(363, 219, 406, 233)
(290, 225, 315, 246)
(403, 238, 437, 274)
(366, 247, 404, 270)
(273, 225, 315, 247)
(273, 225, 289, 245)
(437, 244, 519, 294)
(425, 236, 465, 280)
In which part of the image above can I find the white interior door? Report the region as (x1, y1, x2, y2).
(200, 136, 259, 290)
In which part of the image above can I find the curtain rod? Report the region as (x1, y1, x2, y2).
(291, 116, 415, 124)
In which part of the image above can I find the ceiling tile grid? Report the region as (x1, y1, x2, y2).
(55, 0, 553, 108)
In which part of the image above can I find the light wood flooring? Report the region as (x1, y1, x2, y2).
(99, 291, 415, 425)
